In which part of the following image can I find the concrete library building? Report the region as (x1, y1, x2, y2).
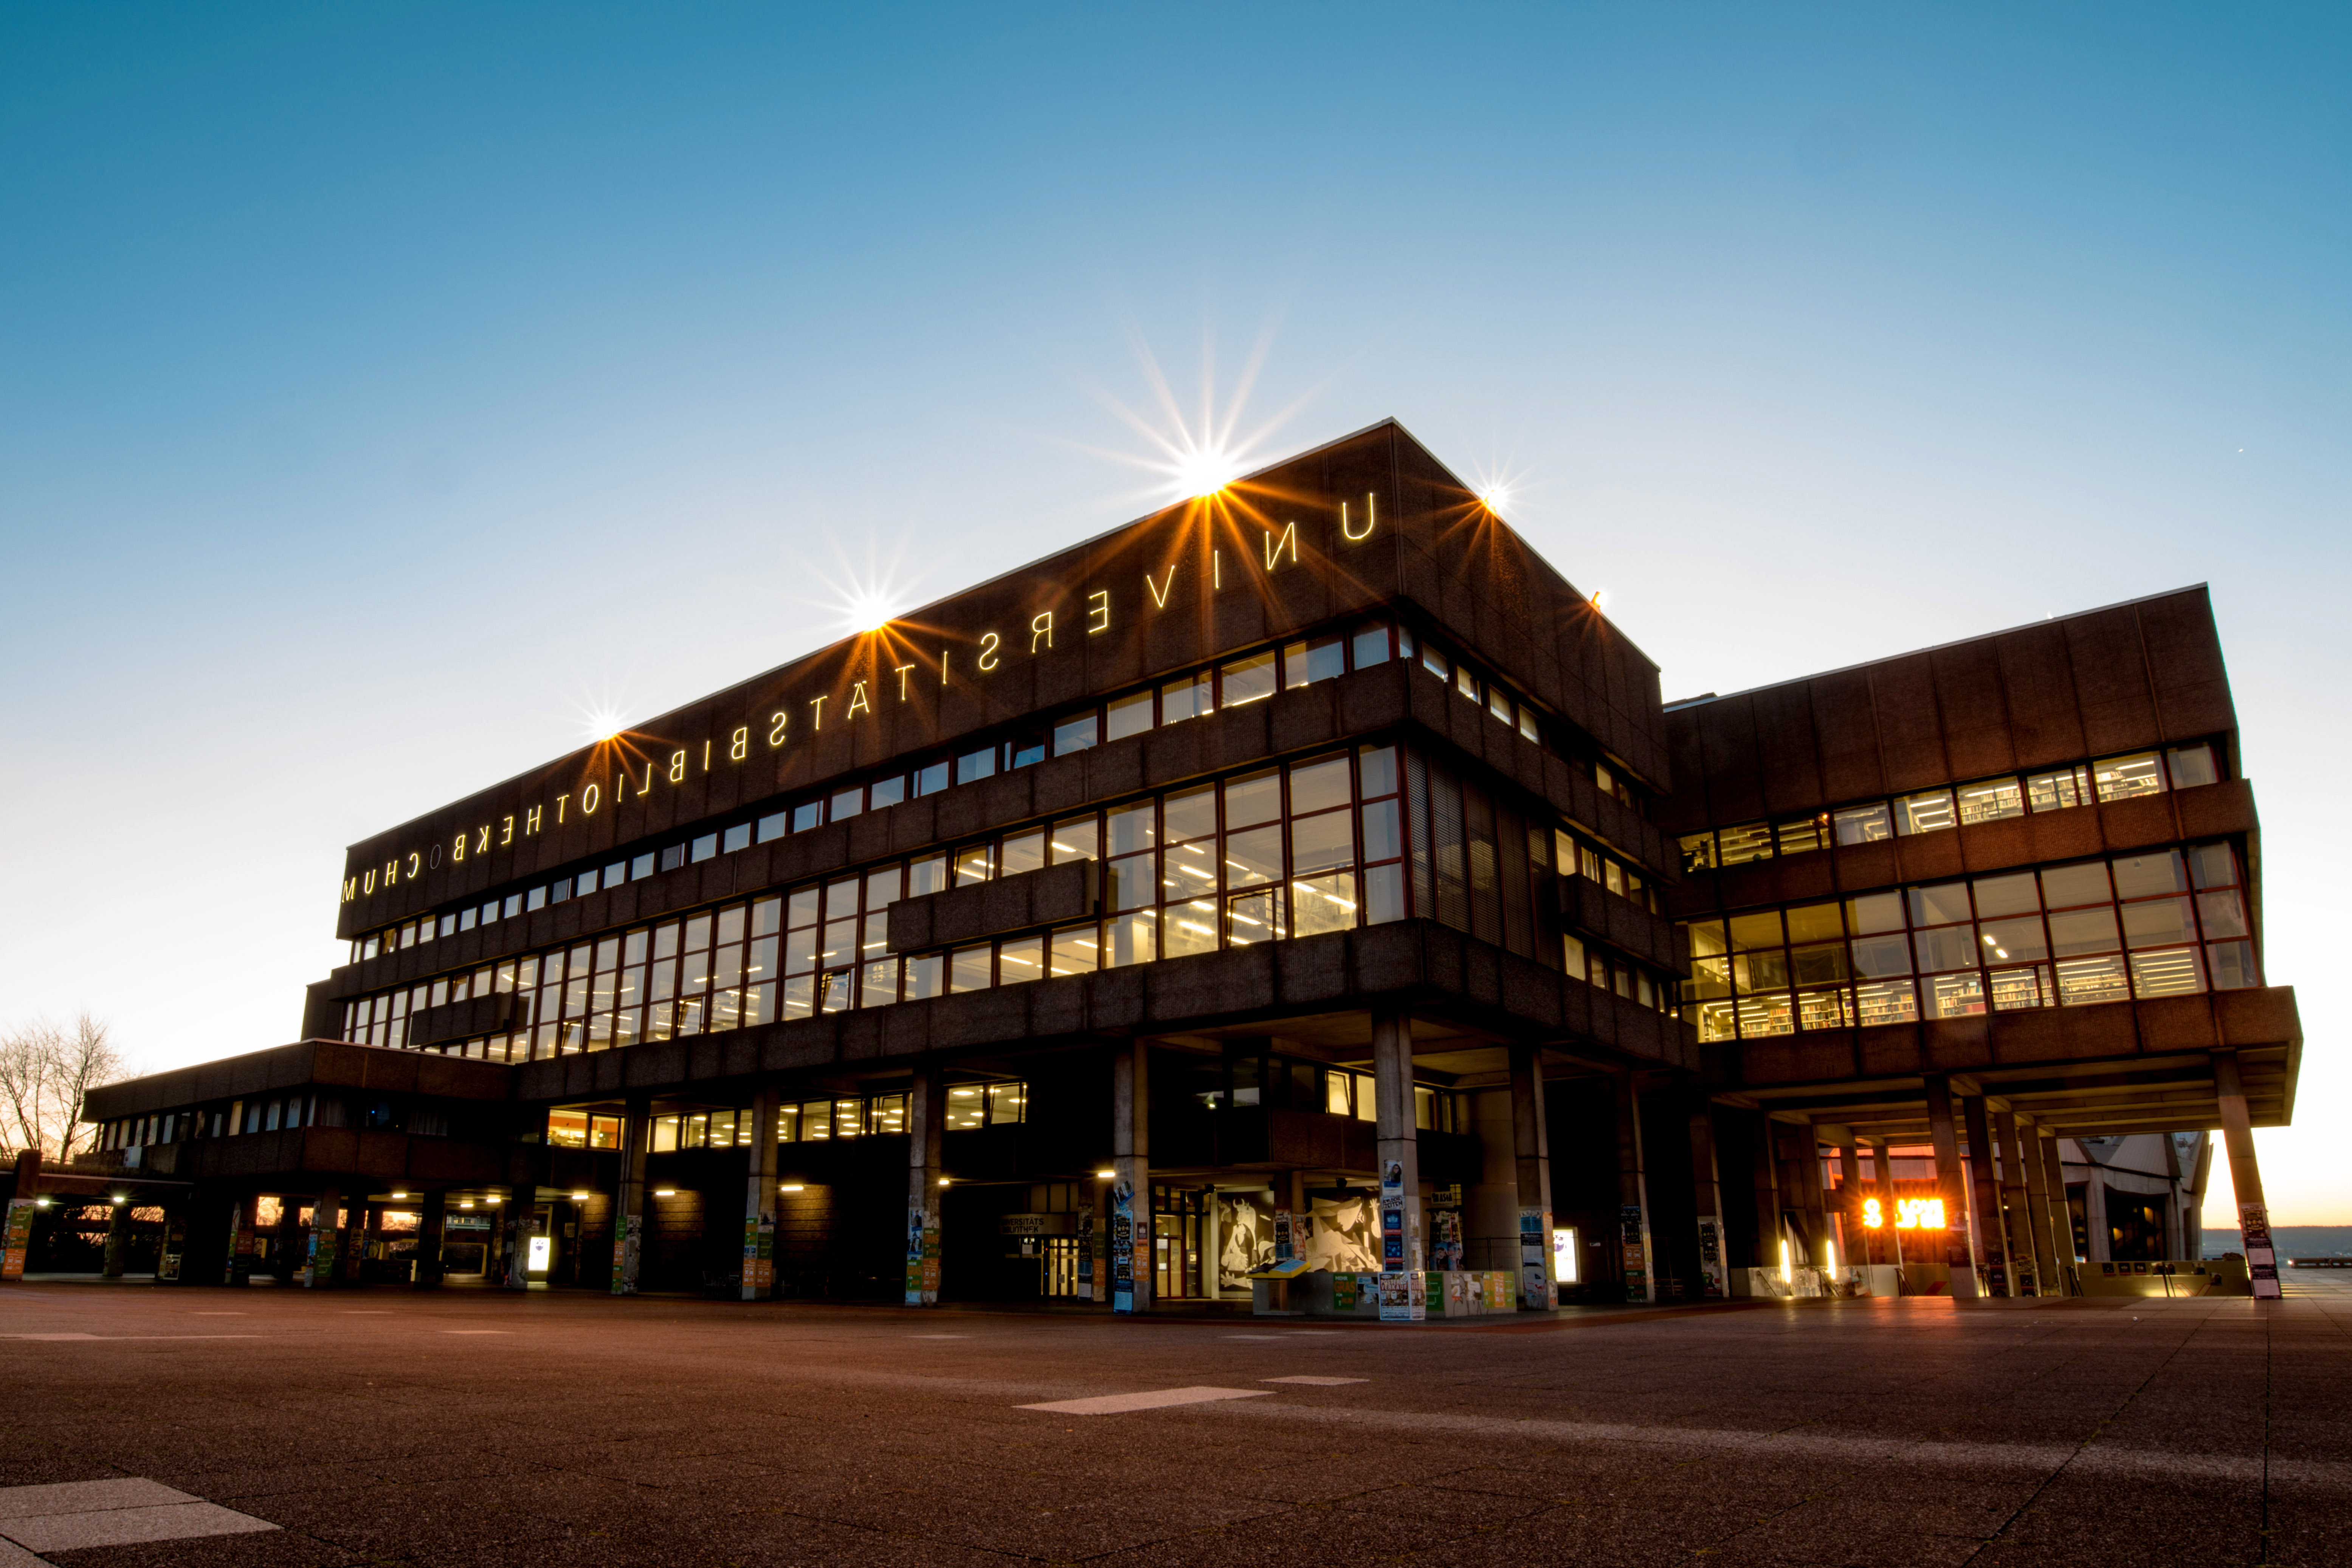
(15, 421, 2299, 1314)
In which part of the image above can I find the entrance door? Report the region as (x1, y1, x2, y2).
(1151, 1186, 1203, 1299)
(1043, 1238, 1080, 1297)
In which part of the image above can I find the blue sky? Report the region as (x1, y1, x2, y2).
(3, 5, 2344, 1219)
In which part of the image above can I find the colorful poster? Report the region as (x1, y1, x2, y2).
(2, 1198, 34, 1279)
(1517, 1207, 1553, 1309)
(1695, 1216, 1725, 1298)
(610, 1213, 640, 1295)
(1332, 1273, 1358, 1312)
(2242, 1202, 2279, 1296)
(1110, 1182, 1137, 1312)
(1619, 1203, 1650, 1304)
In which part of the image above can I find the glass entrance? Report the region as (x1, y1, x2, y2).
(1152, 1186, 1204, 1299)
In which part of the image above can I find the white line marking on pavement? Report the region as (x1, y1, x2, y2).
(1261, 1375, 1367, 1385)
(2, 1334, 264, 1342)
(0, 1479, 278, 1556)
(1019, 1386, 1278, 1416)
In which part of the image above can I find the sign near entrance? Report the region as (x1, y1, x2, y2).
(1861, 1197, 1947, 1230)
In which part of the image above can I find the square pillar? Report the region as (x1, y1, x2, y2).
(1923, 1078, 1978, 1300)
(905, 1072, 942, 1306)
(225, 1194, 258, 1287)
(1112, 1041, 1151, 1313)
(102, 1199, 130, 1278)
(1688, 1103, 1728, 1298)
(303, 1187, 341, 1288)
(1837, 1143, 1865, 1274)
(744, 1089, 779, 1301)
(2016, 1120, 2059, 1296)
(1507, 1044, 1554, 1309)
(500, 1189, 531, 1290)
(612, 1100, 649, 1295)
(414, 1191, 447, 1289)
(1994, 1110, 2040, 1295)
(1372, 1012, 1424, 1319)
(1613, 1072, 1651, 1303)
(1960, 1095, 2010, 1296)
(1871, 1140, 1905, 1274)
(2212, 1051, 2281, 1299)
(1748, 1109, 1782, 1278)
(2039, 1133, 2077, 1279)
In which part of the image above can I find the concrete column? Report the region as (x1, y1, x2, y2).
(1267, 1168, 1303, 1311)
(225, 1193, 258, 1287)
(1688, 1103, 1728, 1298)
(341, 1204, 373, 1284)
(1995, 1110, 2040, 1295)
(1508, 1044, 1554, 1308)
(1788, 1128, 1830, 1275)
(496, 1190, 527, 1289)
(1837, 1144, 1864, 1275)
(743, 1089, 779, 1301)
(904, 1072, 942, 1306)
(1923, 1078, 1978, 1301)
(2212, 1051, 2281, 1299)
(271, 1194, 299, 1282)
(414, 1191, 447, 1289)
(1871, 1140, 1904, 1275)
(303, 1187, 341, 1288)
(1112, 1040, 1151, 1313)
(2038, 1134, 2076, 1276)
(1748, 1109, 1782, 1280)
(612, 1100, 649, 1295)
(1613, 1071, 1652, 1303)
(2017, 1121, 2059, 1296)
(1372, 1011, 1424, 1284)
(1200, 1186, 1223, 1300)
(102, 1200, 129, 1278)
(1960, 1095, 2009, 1296)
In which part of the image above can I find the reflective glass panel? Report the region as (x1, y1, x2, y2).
(1224, 769, 1281, 827)
(1833, 803, 1892, 844)
(1893, 790, 1955, 835)
(2112, 850, 2188, 900)
(1220, 652, 1277, 706)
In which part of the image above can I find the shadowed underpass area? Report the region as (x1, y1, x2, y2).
(2, 1285, 2345, 1567)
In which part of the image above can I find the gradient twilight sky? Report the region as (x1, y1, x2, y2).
(2, 6, 2344, 1220)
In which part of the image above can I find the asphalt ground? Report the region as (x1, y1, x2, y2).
(1, 1283, 2346, 1567)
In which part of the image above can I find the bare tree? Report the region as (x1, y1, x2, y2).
(0, 1013, 127, 1160)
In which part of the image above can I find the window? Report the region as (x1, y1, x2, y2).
(691, 834, 719, 862)
(2028, 765, 2089, 813)
(1352, 622, 1391, 668)
(830, 788, 863, 821)
(1162, 670, 1214, 724)
(1956, 778, 2024, 825)
(1833, 803, 1891, 845)
(1680, 832, 1718, 873)
(2093, 753, 2164, 804)
(1054, 713, 1098, 755)
(957, 748, 996, 786)
(1106, 689, 1155, 741)
(1009, 735, 1046, 769)
(1677, 838, 2252, 1039)
(1893, 791, 1955, 836)
(1283, 633, 1345, 689)
(1716, 822, 1772, 867)
(914, 760, 950, 796)
(1776, 817, 1827, 856)
(2167, 744, 2218, 789)
(1220, 651, 1276, 707)
(870, 775, 906, 810)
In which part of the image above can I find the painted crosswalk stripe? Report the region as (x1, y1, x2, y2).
(1019, 1386, 1276, 1416)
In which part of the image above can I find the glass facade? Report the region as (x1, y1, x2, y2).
(350, 616, 1654, 965)
(1680, 839, 2256, 1041)
(343, 731, 1679, 1060)
(1679, 743, 2222, 874)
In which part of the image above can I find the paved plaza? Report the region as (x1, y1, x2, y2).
(1, 1283, 2346, 1567)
